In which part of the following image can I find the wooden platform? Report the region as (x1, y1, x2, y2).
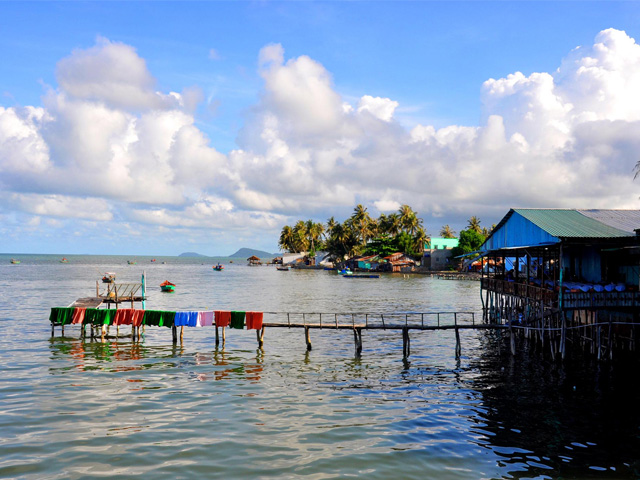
(68, 297, 104, 308)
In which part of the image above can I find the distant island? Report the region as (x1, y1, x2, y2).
(178, 252, 208, 257)
(229, 248, 278, 258)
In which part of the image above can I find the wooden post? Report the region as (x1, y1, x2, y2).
(455, 326, 462, 358)
(510, 324, 516, 356)
(305, 326, 312, 351)
(180, 325, 184, 343)
(353, 328, 362, 357)
(222, 326, 226, 345)
(51, 324, 54, 337)
(257, 327, 265, 348)
(215, 326, 219, 348)
(172, 325, 177, 344)
(560, 314, 566, 361)
(402, 327, 410, 360)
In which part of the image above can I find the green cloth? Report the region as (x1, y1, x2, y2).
(94, 309, 115, 325)
(49, 307, 73, 325)
(84, 308, 98, 325)
(231, 311, 245, 329)
(142, 310, 175, 328)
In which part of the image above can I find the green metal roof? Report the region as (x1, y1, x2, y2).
(513, 209, 634, 238)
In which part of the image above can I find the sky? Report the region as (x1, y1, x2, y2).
(1, 1, 640, 256)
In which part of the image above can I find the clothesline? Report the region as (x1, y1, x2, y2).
(49, 307, 264, 330)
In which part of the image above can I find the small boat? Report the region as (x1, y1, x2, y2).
(10, 258, 20, 264)
(151, 259, 156, 263)
(160, 280, 176, 292)
(60, 257, 69, 263)
(213, 263, 224, 271)
(128, 260, 137, 265)
(102, 272, 116, 283)
(342, 274, 380, 279)
(276, 265, 289, 271)
(338, 268, 353, 276)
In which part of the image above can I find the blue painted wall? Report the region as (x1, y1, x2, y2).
(483, 211, 559, 251)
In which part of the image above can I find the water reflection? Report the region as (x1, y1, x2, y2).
(470, 330, 640, 478)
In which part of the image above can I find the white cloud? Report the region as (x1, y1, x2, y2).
(11, 193, 113, 221)
(1, 30, 640, 253)
(357, 95, 398, 122)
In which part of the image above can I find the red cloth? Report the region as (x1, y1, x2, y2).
(245, 311, 263, 330)
(131, 310, 145, 327)
(114, 309, 135, 325)
(215, 311, 231, 327)
(71, 308, 86, 325)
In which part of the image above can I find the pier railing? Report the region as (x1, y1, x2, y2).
(481, 278, 640, 309)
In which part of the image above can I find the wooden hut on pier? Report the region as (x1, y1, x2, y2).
(247, 255, 262, 266)
(480, 208, 640, 359)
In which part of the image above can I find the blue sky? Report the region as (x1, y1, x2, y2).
(1, 2, 640, 255)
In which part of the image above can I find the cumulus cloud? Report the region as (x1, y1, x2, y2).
(1, 30, 639, 253)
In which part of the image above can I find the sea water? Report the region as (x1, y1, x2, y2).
(1, 254, 639, 479)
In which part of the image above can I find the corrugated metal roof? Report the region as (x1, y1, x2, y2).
(577, 209, 640, 235)
(513, 209, 635, 238)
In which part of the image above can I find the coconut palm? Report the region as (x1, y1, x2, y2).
(440, 225, 456, 238)
(412, 228, 429, 255)
(293, 220, 309, 252)
(467, 216, 482, 234)
(279, 225, 295, 252)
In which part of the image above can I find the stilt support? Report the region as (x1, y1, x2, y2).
(305, 326, 312, 351)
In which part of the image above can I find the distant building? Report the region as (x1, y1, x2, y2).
(423, 237, 459, 270)
(380, 252, 417, 273)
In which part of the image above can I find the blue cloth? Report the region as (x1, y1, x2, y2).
(174, 311, 199, 327)
(174, 311, 188, 326)
(186, 311, 198, 327)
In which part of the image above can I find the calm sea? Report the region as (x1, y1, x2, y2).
(1, 254, 639, 479)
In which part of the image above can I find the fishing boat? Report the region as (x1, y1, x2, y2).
(127, 260, 137, 265)
(338, 268, 353, 276)
(342, 274, 380, 279)
(276, 265, 289, 271)
(60, 257, 69, 263)
(213, 263, 224, 271)
(102, 272, 116, 283)
(151, 259, 156, 263)
(10, 258, 20, 264)
(160, 280, 176, 292)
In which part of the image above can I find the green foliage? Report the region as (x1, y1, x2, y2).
(280, 204, 429, 261)
(451, 229, 486, 259)
(364, 235, 397, 257)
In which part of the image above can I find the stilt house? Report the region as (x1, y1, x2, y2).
(480, 209, 640, 325)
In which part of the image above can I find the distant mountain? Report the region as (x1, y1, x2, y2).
(179, 252, 208, 257)
(229, 248, 277, 259)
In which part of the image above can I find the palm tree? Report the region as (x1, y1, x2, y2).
(278, 225, 295, 252)
(467, 216, 482, 234)
(398, 204, 415, 232)
(309, 221, 324, 252)
(293, 220, 309, 252)
(412, 228, 429, 255)
(440, 225, 456, 238)
(350, 204, 373, 244)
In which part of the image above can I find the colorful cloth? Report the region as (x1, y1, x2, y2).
(94, 309, 115, 326)
(131, 310, 145, 327)
(245, 311, 264, 330)
(49, 307, 74, 325)
(230, 311, 246, 329)
(84, 308, 98, 325)
(174, 311, 198, 327)
(215, 311, 231, 328)
(71, 308, 86, 325)
(143, 310, 176, 328)
(197, 311, 214, 327)
(113, 309, 135, 326)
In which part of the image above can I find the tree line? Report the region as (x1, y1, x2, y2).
(279, 205, 495, 263)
